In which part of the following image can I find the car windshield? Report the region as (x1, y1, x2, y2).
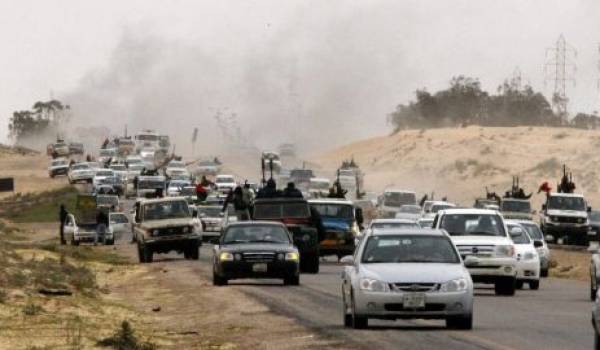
(361, 235, 460, 264)
(198, 207, 223, 217)
(399, 205, 421, 214)
(222, 225, 290, 244)
(590, 211, 600, 222)
(72, 164, 89, 170)
(440, 213, 506, 237)
(520, 223, 543, 240)
(216, 176, 234, 183)
(143, 200, 190, 220)
(52, 160, 67, 166)
(253, 203, 310, 219)
(371, 222, 420, 230)
(110, 165, 126, 171)
(418, 220, 434, 228)
(96, 171, 113, 177)
(383, 192, 416, 207)
(508, 225, 531, 244)
(548, 196, 586, 211)
(431, 204, 454, 213)
(311, 204, 353, 219)
(501, 200, 531, 213)
(110, 214, 128, 224)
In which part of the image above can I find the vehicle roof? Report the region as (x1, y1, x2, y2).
(548, 192, 585, 198)
(439, 208, 499, 215)
(308, 199, 354, 205)
(138, 175, 166, 180)
(383, 189, 416, 194)
(225, 221, 286, 228)
(310, 177, 330, 182)
(138, 197, 189, 204)
(506, 219, 538, 226)
(430, 201, 456, 206)
(371, 218, 419, 224)
(216, 174, 234, 178)
(370, 229, 447, 237)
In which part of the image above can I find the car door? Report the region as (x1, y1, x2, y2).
(110, 213, 130, 236)
(63, 214, 76, 241)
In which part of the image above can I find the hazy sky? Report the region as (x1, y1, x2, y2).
(1, 0, 599, 149)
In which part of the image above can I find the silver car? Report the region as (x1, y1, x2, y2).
(341, 229, 473, 329)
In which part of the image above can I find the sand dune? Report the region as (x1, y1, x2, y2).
(315, 126, 600, 210)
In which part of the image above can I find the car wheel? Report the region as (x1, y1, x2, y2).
(595, 329, 600, 350)
(446, 313, 473, 330)
(494, 277, 516, 296)
(141, 245, 153, 263)
(71, 238, 79, 246)
(213, 271, 228, 286)
(188, 247, 200, 260)
(515, 280, 524, 290)
(528, 280, 540, 290)
(301, 253, 320, 274)
(540, 268, 549, 278)
(284, 274, 300, 286)
(342, 287, 352, 327)
(105, 238, 114, 246)
(351, 291, 368, 329)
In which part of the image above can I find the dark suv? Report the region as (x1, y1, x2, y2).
(252, 198, 320, 273)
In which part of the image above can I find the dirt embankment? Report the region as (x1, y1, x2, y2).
(315, 126, 600, 209)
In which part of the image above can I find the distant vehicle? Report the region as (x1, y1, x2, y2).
(158, 135, 170, 152)
(362, 218, 420, 238)
(167, 169, 191, 181)
(126, 163, 144, 182)
(132, 197, 201, 263)
(68, 162, 96, 184)
(139, 148, 156, 169)
(540, 192, 591, 245)
(378, 189, 417, 218)
(278, 143, 296, 157)
(473, 198, 499, 209)
(98, 148, 117, 165)
(212, 222, 300, 286)
(167, 179, 192, 197)
(515, 220, 550, 277)
(165, 160, 186, 177)
(48, 158, 69, 178)
(48, 140, 70, 159)
(506, 221, 541, 290)
(433, 208, 517, 296)
(135, 130, 160, 153)
(205, 194, 227, 206)
(215, 174, 236, 193)
(68, 142, 84, 155)
(194, 160, 221, 176)
(341, 229, 473, 329)
(63, 194, 114, 245)
(589, 211, 600, 242)
(252, 197, 320, 273)
(109, 163, 128, 182)
(117, 137, 135, 156)
(500, 198, 533, 220)
(308, 199, 364, 259)
(109, 212, 131, 237)
(93, 169, 116, 188)
(394, 204, 422, 221)
(418, 217, 434, 229)
(96, 194, 119, 210)
(422, 201, 456, 219)
(135, 175, 166, 199)
(126, 155, 144, 166)
(308, 178, 330, 198)
(290, 168, 314, 192)
(194, 205, 236, 240)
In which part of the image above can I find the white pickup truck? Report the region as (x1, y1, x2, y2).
(433, 208, 518, 296)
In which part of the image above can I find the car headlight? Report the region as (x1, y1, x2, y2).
(285, 252, 299, 261)
(152, 229, 160, 237)
(523, 252, 537, 261)
(182, 226, 190, 234)
(439, 278, 469, 293)
(495, 245, 514, 257)
(219, 252, 234, 261)
(551, 216, 559, 222)
(359, 278, 389, 292)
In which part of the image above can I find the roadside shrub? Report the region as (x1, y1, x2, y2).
(97, 321, 157, 350)
(22, 302, 43, 316)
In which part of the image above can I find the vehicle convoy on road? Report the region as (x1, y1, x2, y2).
(252, 197, 320, 273)
(341, 229, 474, 330)
(422, 201, 456, 219)
(362, 219, 421, 237)
(194, 205, 236, 241)
(48, 157, 69, 178)
(64, 194, 114, 246)
(47, 139, 70, 158)
(540, 192, 591, 245)
(68, 162, 96, 184)
(308, 177, 331, 198)
(212, 222, 300, 286)
(308, 199, 363, 259)
(433, 208, 517, 296)
(132, 197, 201, 263)
(394, 204, 422, 221)
(513, 220, 550, 277)
(506, 221, 541, 290)
(378, 189, 417, 218)
(214, 174, 237, 193)
(500, 198, 533, 220)
(134, 175, 166, 199)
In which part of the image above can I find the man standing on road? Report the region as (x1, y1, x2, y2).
(59, 204, 68, 245)
(95, 209, 109, 246)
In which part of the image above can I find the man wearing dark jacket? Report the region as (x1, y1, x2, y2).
(59, 204, 68, 245)
(283, 182, 303, 198)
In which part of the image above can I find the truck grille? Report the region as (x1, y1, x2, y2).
(554, 216, 582, 224)
(242, 252, 276, 263)
(390, 283, 439, 292)
(156, 227, 185, 236)
(457, 245, 494, 259)
(384, 303, 445, 312)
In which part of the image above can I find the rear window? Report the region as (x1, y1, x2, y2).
(361, 235, 459, 264)
(440, 213, 506, 237)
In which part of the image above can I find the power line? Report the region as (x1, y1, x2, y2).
(544, 34, 577, 122)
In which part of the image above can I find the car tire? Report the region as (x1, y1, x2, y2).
(301, 253, 320, 274)
(105, 238, 114, 246)
(529, 280, 540, 290)
(595, 328, 600, 350)
(541, 268, 549, 278)
(351, 291, 368, 329)
(71, 238, 79, 246)
(188, 247, 200, 260)
(213, 272, 228, 286)
(141, 245, 153, 263)
(342, 287, 352, 328)
(284, 274, 300, 286)
(515, 280, 524, 290)
(494, 277, 516, 296)
(446, 314, 473, 330)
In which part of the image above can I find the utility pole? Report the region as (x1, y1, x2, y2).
(544, 34, 577, 124)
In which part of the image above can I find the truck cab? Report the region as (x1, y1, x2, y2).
(377, 189, 417, 218)
(540, 192, 591, 245)
(500, 198, 533, 220)
(308, 199, 363, 259)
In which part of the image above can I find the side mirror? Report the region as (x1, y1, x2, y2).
(533, 240, 543, 248)
(340, 255, 355, 266)
(509, 227, 522, 237)
(464, 256, 479, 267)
(355, 208, 364, 225)
(542, 204, 547, 211)
(545, 234, 554, 242)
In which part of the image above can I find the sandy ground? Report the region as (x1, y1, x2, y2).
(314, 126, 600, 209)
(0, 152, 69, 198)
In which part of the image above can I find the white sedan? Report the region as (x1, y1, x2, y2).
(506, 221, 541, 290)
(341, 229, 473, 329)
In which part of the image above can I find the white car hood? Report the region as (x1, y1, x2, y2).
(514, 243, 537, 256)
(546, 209, 587, 218)
(359, 263, 467, 283)
(450, 235, 512, 246)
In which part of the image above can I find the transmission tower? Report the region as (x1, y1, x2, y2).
(544, 34, 577, 123)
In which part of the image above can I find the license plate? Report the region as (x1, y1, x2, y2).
(403, 293, 425, 309)
(252, 263, 267, 272)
